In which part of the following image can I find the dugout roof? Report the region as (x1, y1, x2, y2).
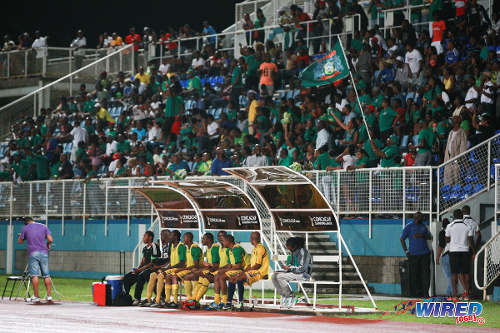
(138, 180, 261, 231)
(224, 166, 338, 232)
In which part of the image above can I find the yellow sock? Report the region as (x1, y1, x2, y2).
(192, 281, 199, 299)
(222, 294, 228, 304)
(146, 273, 157, 301)
(214, 293, 221, 305)
(185, 281, 193, 300)
(172, 284, 179, 304)
(165, 285, 172, 303)
(155, 275, 165, 303)
(195, 285, 208, 302)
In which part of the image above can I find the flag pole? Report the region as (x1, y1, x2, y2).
(336, 38, 372, 142)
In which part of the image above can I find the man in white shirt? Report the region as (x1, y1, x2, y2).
(445, 209, 476, 299)
(316, 120, 330, 151)
(480, 73, 495, 115)
(462, 205, 481, 249)
(31, 31, 47, 59)
(404, 43, 423, 78)
(31, 31, 47, 74)
(464, 77, 479, 110)
(244, 145, 269, 167)
(206, 115, 219, 144)
(105, 136, 118, 156)
(69, 121, 88, 162)
(70, 29, 87, 69)
(147, 121, 162, 142)
(102, 32, 112, 48)
(159, 58, 170, 76)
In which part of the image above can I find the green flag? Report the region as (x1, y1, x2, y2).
(299, 41, 350, 88)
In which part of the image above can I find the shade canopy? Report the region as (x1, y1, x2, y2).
(137, 180, 261, 231)
(224, 166, 338, 232)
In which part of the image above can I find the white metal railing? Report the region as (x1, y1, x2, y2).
(437, 132, 500, 216)
(0, 44, 134, 138)
(474, 230, 500, 300)
(0, 166, 433, 236)
(0, 47, 129, 80)
(145, 16, 360, 63)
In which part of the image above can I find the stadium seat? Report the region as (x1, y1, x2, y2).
(472, 184, 484, 193)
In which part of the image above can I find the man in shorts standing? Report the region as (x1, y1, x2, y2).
(446, 209, 476, 299)
(18, 217, 53, 303)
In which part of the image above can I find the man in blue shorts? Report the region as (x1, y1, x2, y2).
(18, 216, 53, 303)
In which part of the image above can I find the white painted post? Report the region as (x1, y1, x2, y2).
(105, 184, 109, 237)
(61, 182, 65, 236)
(6, 224, 13, 274)
(82, 182, 86, 236)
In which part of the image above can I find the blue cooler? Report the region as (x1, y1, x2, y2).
(105, 275, 124, 301)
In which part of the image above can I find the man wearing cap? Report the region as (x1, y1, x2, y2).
(18, 217, 54, 303)
(211, 147, 232, 176)
(70, 29, 87, 69)
(414, 119, 435, 166)
(394, 56, 409, 91)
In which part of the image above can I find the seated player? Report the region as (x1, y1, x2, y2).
(122, 231, 160, 305)
(141, 230, 171, 306)
(228, 231, 269, 310)
(197, 230, 229, 308)
(171, 232, 203, 304)
(152, 230, 186, 308)
(182, 232, 220, 310)
(207, 234, 248, 310)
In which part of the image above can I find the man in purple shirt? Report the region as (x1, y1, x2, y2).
(18, 217, 53, 303)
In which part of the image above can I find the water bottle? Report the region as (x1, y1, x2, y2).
(253, 296, 257, 308)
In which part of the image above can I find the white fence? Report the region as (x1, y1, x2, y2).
(474, 229, 500, 299)
(0, 167, 433, 235)
(0, 47, 132, 80)
(437, 133, 500, 217)
(0, 44, 134, 139)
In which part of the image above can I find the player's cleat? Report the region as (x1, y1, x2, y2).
(132, 299, 141, 306)
(140, 300, 153, 307)
(205, 302, 219, 311)
(236, 301, 244, 311)
(150, 302, 163, 308)
(183, 300, 196, 307)
(30, 297, 41, 304)
(46, 296, 53, 302)
(222, 303, 232, 311)
(166, 302, 178, 308)
(187, 302, 200, 310)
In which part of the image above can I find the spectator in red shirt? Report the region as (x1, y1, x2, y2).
(431, 12, 446, 55)
(296, 49, 310, 69)
(404, 145, 417, 166)
(125, 26, 141, 51)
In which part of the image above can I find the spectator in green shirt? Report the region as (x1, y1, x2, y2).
(414, 120, 435, 166)
(370, 134, 401, 167)
(278, 148, 293, 167)
(230, 58, 243, 109)
(185, 69, 202, 96)
(378, 98, 397, 141)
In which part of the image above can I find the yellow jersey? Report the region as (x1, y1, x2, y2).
(250, 243, 269, 276)
(205, 243, 220, 264)
(186, 243, 203, 267)
(170, 242, 187, 266)
(227, 243, 248, 269)
(217, 242, 229, 267)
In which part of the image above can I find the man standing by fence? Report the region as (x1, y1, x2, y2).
(17, 216, 53, 303)
(400, 212, 432, 298)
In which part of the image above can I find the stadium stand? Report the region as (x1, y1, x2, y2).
(0, 0, 498, 184)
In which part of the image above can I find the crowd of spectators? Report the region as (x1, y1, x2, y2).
(0, 1, 499, 182)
